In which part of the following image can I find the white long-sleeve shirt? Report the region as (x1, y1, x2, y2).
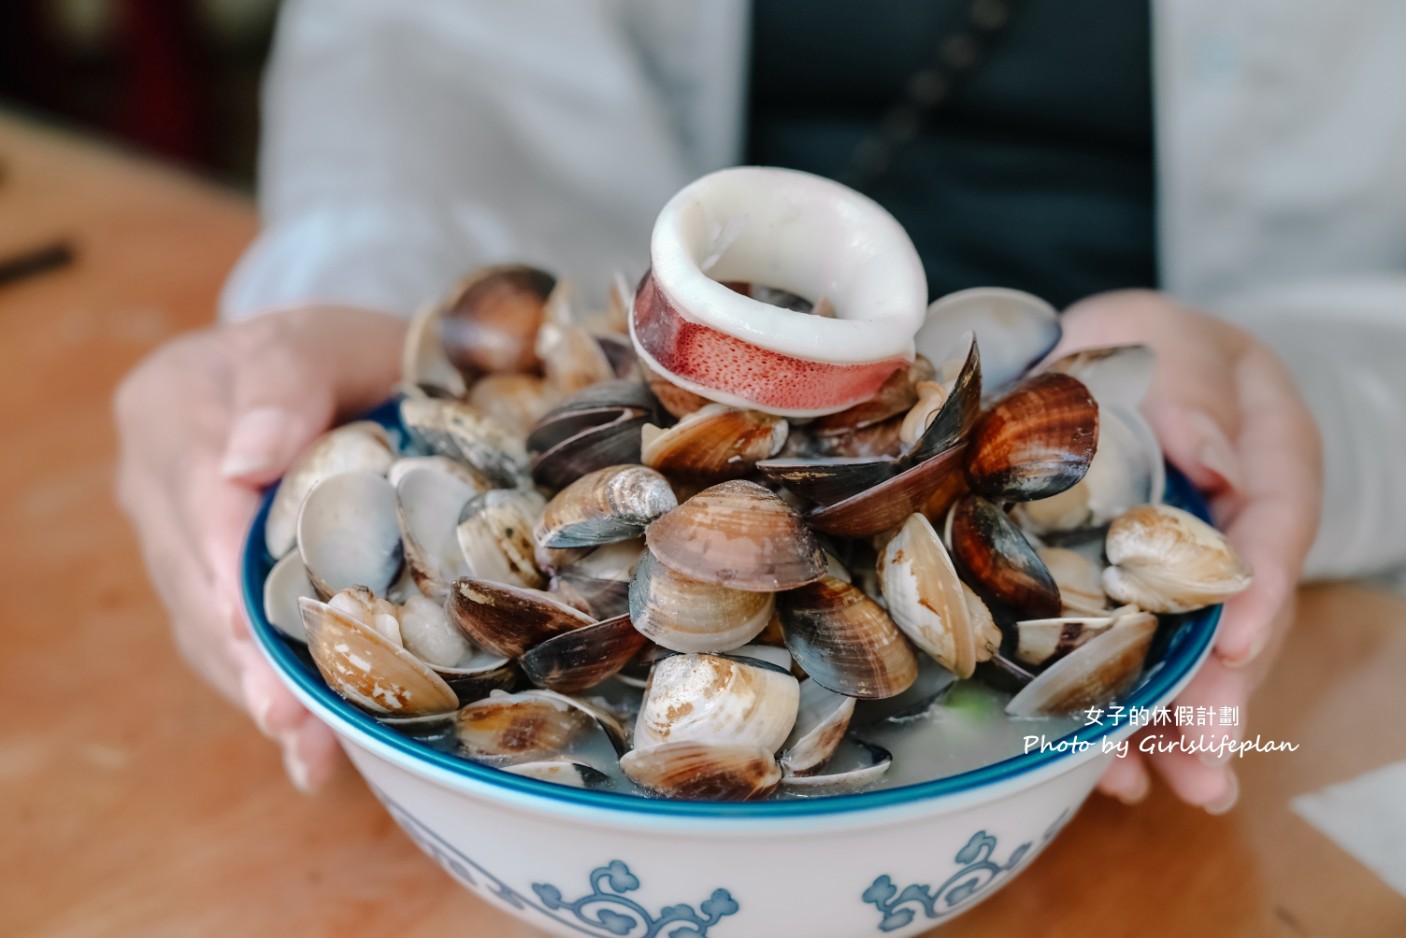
(220, 0, 1406, 581)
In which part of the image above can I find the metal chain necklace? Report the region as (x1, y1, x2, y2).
(846, 0, 1024, 191)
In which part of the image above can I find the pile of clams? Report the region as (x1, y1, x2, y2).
(262, 182, 1249, 802)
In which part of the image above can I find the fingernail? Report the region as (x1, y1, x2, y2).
(251, 690, 277, 737)
(235, 650, 277, 738)
(1116, 772, 1150, 806)
(1205, 771, 1240, 815)
(1189, 411, 1243, 491)
(1200, 745, 1232, 767)
(283, 737, 315, 794)
(1223, 627, 1271, 669)
(220, 406, 301, 480)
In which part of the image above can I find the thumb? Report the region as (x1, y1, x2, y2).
(219, 307, 407, 485)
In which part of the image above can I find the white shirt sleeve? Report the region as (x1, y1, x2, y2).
(1219, 277, 1406, 580)
(219, 0, 693, 320)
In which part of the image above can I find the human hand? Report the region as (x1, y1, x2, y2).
(115, 306, 407, 792)
(1052, 290, 1323, 812)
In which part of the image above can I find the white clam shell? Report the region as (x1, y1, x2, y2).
(628, 550, 775, 654)
(262, 550, 315, 642)
(1006, 610, 1158, 717)
(457, 488, 547, 589)
(635, 653, 799, 754)
(265, 422, 394, 558)
(1103, 504, 1251, 613)
(915, 287, 1060, 391)
(297, 471, 404, 599)
(780, 680, 856, 777)
(878, 513, 976, 678)
(396, 463, 482, 601)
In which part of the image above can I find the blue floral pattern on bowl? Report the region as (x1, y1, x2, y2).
(863, 810, 1071, 931)
(377, 786, 740, 936)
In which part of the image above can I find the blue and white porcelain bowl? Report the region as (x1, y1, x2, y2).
(242, 406, 1220, 938)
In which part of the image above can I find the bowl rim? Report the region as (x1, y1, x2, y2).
(242, 401, 1221, 819)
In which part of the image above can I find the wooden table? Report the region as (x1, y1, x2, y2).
(2, 112, 1403, 938)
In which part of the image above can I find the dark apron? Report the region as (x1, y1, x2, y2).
(746, 0, 1157, 309)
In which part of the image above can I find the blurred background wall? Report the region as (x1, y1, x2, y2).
(0, 0, 280, 186)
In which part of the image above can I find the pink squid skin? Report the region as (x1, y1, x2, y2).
(631, 270, 908, 414)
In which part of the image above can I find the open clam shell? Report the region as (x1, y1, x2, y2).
(1037, 546, 1110, 615)
(265, 422, 394, 558)
(502, 758, 612, 789)
(641, 404, 788, 482)
(467, 373, 557, 429)
(548, 538, 642, 619)
(535, 465, 676, 549)
(964, 372, 1099, 503)
(447, 577, 594, 659)
(1015, 404, 1163, 537)
(620, 742, 782, 801)
(779, 680, 856, 776)
(455, 689, 606, 766)
(1103, 504, 1252, 613)
(877, 514, 993, 679)
(263, 551, 315, 642)
(948, 495, 1061, 619)
(1013, 613, 1121, 668)
(400, 397, 530, 488)
(628, 548, 775, 653)
(300, 597, 459, 716)
(777, 575, 919, 699)
(1006, 610, 1158, 716)
(779, 740, 892, 794)
(439, 264, 556, 375)
(519, 614, 646, 694)
(905, 336, 982, 463)
(395, 464, 480, 602)
(635, 653, 800, 754)
(538, 318, 617, 398)
(402, 300, 469, 398)
(456, 488, 547, 590)
(646, 480, 826, 591)
(915, 287, 1060, 393)
(297, 471, 404, 600)
(1044, 343, 1155, 410)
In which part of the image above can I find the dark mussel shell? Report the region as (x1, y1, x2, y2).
(906, 337, 982, 463)
(447, 577, 594, 658)
(948, 495, 1061, 619)
(964, 372, 1099, 503)
(777, 576, 919, 700)
(519, 614, 647, 694)
(807, 444, 967, 538)
(527, 381, 661, 490)
(775, 341, 979, 538)
(755, 456, 898, 507)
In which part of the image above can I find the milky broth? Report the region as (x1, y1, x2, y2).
(406, 665, 1086, 800)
